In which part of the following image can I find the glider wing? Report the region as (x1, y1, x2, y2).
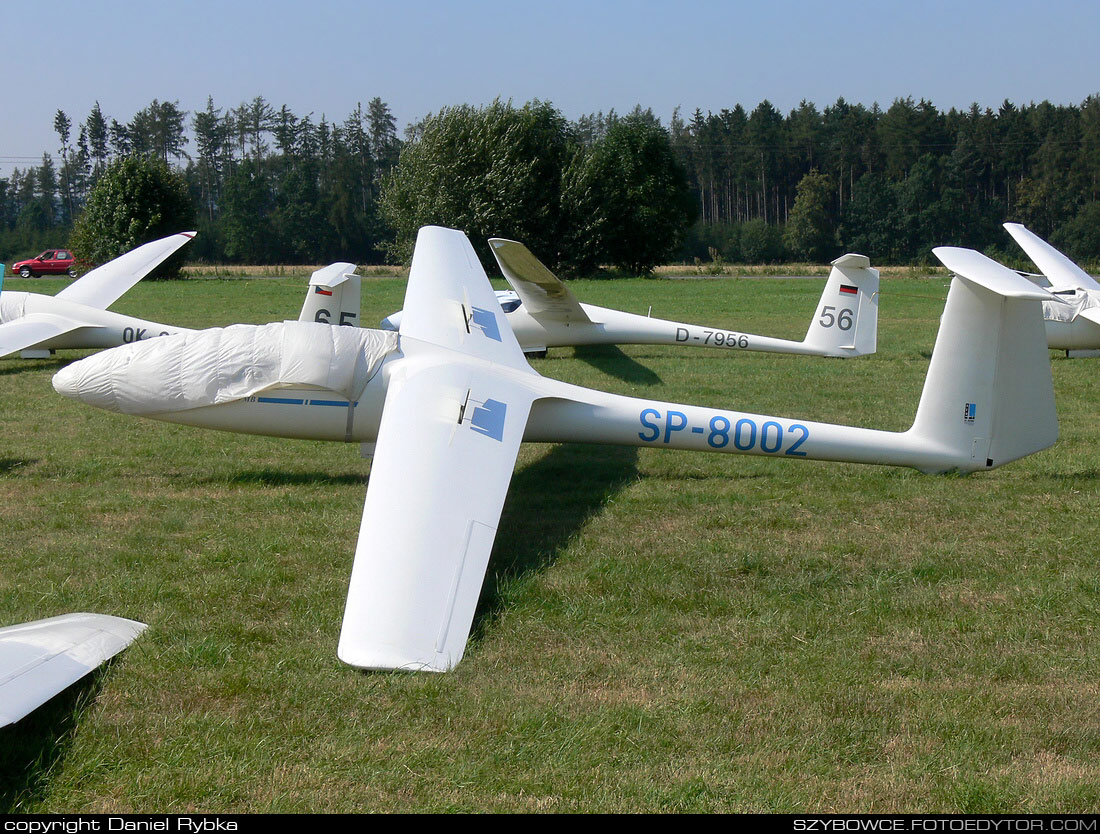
(55, 232, 196, 309)
(338, 226, 538, 671)
(337, 361, 535, 671)
(1004, 223, 1100, 293)
(0, 613, 146, 727)
(0, 314, 89, 359)
(488, 238, 591, 324)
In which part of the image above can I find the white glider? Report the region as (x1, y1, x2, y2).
(382, 239, 879, 358)
(0, 232, 196, 358)
(1003, 222, 1100, 352)
(2, 243, 368, 361)
(52, 227, 1058, 673)
(0, 613, 146, 727)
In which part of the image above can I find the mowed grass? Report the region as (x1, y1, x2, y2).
(1, 273, 1099, 813)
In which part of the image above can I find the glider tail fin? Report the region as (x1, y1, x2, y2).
(801, 253, 879, 356)
(299, 263, 361, 328)
(907, 248, 1057, 471)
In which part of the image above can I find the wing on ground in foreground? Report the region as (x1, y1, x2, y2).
(55, 232, 196, 309)
(0, 612, 147, 727)
(1004, 223, 1100, 293)
(338, 361, 535, 671)
(488, 238, 591, 323)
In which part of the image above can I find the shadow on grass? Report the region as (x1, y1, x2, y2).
(0, 358, 70, 377)
(1044, 469, 1100, 482)
(202, 469, 367, 488)
(0, 669, 106, 812)
(0, 458, 37, 476)
(471, 442, 640, 640)
(571, 344, 662, 386)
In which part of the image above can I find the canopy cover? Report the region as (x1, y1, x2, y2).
(1042, 291, 1100, 323)
(55, 321, 398, 415)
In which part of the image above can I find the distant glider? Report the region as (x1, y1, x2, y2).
(1003, 222, 1100, 353)
(382, 239, 879, 358)
(2, 241, 367, 360)
(54, 227, 1058, 673)
(0, 233, 196, 359)
(0, 613, 146, 727)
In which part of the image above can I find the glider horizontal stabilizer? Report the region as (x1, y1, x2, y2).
(0, 612, 146, 727)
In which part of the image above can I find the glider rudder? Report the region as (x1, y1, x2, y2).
(907, 247, 1057, 471)
(801, 253, 879, 356)
(299, 263, 361, 328)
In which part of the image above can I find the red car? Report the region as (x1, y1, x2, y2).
(12, 248, 77, 278)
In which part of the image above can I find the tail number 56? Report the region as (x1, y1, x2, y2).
(819, 306, 853, 331)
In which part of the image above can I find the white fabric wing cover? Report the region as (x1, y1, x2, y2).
(53, 321, 398, 415)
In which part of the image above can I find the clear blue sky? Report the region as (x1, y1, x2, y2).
(4, 0, 1099, 174)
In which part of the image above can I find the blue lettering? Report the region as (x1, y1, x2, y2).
(638, 408, 661, 443)
(664, 410, 688, 444)
(760, 421, 783, 453)
(785, 424, 810, 456)
(733, 418, 756, 451)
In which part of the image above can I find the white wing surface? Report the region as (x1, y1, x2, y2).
(338, 227, 541, 671)
(0, 314, 94, 359)
(337, 361, 535, 671)
(488, 237, 591, 323)
(400, 226, 531, 366)
(0, 613, 146, 726)
(55, 232, 196, 309)
(1003, 223, 1100, 293)
(1077, 306, 1100, 327)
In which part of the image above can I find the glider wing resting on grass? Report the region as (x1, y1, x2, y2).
(0, 232, 197, 359)
(53, 226, 1058, 673)
(382, 238, 880, 358)
(0, 613, 146, 727)
(1003, 222, 1100, 353)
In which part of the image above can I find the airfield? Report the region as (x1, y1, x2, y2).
(2, 272, 1098, 812)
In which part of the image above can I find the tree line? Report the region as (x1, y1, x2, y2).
(2, 93, 1100, 271)
(672, 96, 1100, 265)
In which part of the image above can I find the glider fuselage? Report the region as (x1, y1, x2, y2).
(132, 324, 1025, 476)
(505, 302, 859, 356)
(1041, 297, 1100, 350)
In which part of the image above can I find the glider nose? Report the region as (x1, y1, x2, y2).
(52, 351, 125, 412)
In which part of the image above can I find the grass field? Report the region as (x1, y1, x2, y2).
(1, 274, 1098, 813)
